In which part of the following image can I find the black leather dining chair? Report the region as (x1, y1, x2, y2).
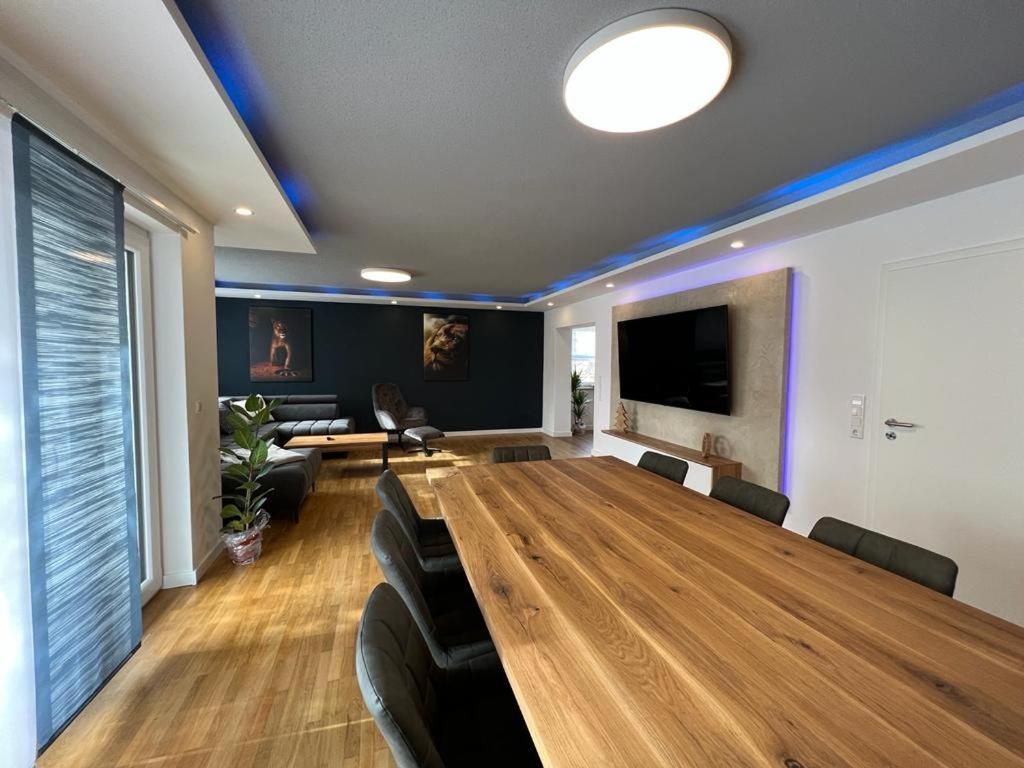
(709, 476, 791, 526)
(491, 445, 552, 463)
(809, 516, 959, 596)
(371, 510, 493, 667)
(637, 451, 689, 485)
(376, 469, 460, 574)
(356, 583, 542, 768)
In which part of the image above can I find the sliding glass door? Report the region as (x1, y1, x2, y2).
(12, 115, 143, 750)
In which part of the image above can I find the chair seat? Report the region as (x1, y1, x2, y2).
(405, 425, 444, 443)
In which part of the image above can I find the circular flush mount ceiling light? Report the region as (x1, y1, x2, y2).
(360, 267, 412, 283)
(235, 206, 254, 216)
(564, 9, 732, 133)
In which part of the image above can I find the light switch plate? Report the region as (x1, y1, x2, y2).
(850, 394, 865, 439)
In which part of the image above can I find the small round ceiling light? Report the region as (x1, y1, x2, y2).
(730, 240, 745, 249)
(547, 302, 555, 307)
(254, 293, 262, 298)
(360, 267, 412, 283)
(235, 206, 254, 216)
(496, 305, 503, 310)
(390, 299, 398, 305)
(605, 282, 616, 288)
(564, 9, 732, 133)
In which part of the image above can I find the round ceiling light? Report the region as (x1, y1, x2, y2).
(235, 206, 254, 216)
(563, 9, 732, 133)
(360, 267, 412, 283)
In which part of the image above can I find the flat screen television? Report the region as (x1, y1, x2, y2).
(617, 304, 731, 415)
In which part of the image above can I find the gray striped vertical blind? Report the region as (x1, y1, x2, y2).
(12, 115, 142, 750)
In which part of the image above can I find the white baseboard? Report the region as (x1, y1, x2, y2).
(162, 540, 223, 589)
(443, 428, 544, 437)
(196, 540, 224, 581)
(162, 569, 197, 589)
(544, 429, 573, 438)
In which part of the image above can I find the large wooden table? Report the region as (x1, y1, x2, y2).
(432, 456, 1024, 768)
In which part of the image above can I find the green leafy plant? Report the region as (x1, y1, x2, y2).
(219, 394, 282, 533)
(570, 369, 590, 426)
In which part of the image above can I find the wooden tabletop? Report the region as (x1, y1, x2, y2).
(432, 456, 1024, 768)
(284, 431, 388, 449)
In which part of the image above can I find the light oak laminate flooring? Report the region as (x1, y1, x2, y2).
(37, 433, 591, 768)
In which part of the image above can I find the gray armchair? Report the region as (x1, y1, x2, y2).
(372, 383, 428, 442)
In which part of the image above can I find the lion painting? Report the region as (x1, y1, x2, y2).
(249, 306, 313, 382)
(423, 313, 469, 381)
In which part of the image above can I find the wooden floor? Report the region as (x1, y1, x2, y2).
(38, 433, 591, 768)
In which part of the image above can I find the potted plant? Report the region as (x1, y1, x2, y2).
(218, 394, 281, 565)
(570, 369, 590, 435)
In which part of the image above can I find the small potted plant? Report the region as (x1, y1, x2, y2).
(218, 394, 281, 565)
(570, 369, 590, 435)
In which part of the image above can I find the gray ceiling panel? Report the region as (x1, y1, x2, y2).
(176, 1, 1024, 297)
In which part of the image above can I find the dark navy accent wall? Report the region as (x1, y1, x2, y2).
(215, 298, 544, 432)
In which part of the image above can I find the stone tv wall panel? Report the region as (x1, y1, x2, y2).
(611, 268, 791, 489)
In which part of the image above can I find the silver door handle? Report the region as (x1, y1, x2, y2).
(884, 418, 916, 428)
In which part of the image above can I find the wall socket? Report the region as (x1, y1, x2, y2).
(850, 394, 865, 439)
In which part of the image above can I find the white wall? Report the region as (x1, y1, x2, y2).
(544, 172, 1024, 539)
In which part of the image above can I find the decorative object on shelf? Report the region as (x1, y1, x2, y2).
(249, 306, 313, 382)
(614, 401, 631, 433)
(701, 432, 712, 459)
(218, 394, 282, 565)
(570, 369, 590, 435)
(423, 312, 469, 381)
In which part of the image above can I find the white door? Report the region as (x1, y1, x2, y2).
(870, 241, 1024, 625)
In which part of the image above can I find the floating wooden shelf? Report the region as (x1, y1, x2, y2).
(602, 429, 742, 484)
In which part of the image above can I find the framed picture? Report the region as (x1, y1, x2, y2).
(423, 313, 469, 381)
(249, 306, 313, 382)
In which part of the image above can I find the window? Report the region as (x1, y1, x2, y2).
(571, 326, 596, 385)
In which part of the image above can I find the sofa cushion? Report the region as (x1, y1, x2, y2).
(288, 446, 323, 480)
(275, 418, 354, 442)
(271, 402, 338, 422)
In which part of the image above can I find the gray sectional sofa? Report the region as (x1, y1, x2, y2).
(219, 394, 354, 522)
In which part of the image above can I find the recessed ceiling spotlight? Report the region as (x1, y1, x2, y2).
(547, 302, 555, 307)
(390, 299, 398, 305)
(254, 293, 262, 298)
(605, 282, 615, 288)
(360, 267, 412, 283)
(564, 9, 732, 133)
(496, 305, 503, 310)
(730, 240, 745, 249)
(235, 206, 254, 216)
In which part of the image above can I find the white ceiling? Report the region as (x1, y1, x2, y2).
(0, 0, 312, 253)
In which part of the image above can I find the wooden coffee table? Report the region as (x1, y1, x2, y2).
(284, 431, 390, 470)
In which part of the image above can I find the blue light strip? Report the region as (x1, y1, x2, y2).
(190, 0, 1024, 312)
(524, 80, 1024, 303)
(215, 279, 522, 305)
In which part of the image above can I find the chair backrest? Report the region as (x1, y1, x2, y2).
(709, 476, 790, 526)
(637, 451, 689, 485)
(356, 583, 445, 768)
(376, 469, 422, 541)
(491, 445, 552, 463)
(370, 510, 448, 664)
(372, 383, 408, 421)
(808, 517, 958, 596)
